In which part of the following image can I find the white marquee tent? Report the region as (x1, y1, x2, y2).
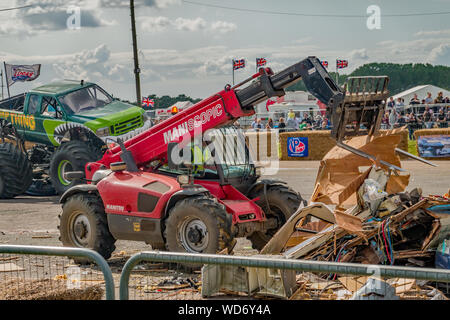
(393, 85, 450, 104)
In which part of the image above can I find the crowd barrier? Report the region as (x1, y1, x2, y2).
(1, 245, 449, 300)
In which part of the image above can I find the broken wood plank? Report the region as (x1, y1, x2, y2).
(0, 263, 25, 272)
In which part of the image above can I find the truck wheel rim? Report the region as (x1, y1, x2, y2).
(179, 218, 209, 253)
(70, 213, 91, 247)
(58, 160, 73, 186)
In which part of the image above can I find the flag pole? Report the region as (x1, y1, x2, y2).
(335, 60, 339, 86)
(0, 69, 3, 100)
(232, 59, 235, 86)
(3, 62, 10, 98)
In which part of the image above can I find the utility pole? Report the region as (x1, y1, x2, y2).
(130, 0, 141, 107)
(0, 69, 3, 100)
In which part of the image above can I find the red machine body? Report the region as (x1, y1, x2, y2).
(85, 88, 251, 179)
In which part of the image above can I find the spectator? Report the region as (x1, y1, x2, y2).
(407, 113, 419, 140)
(252, 118, 263, 130)
(266, 118, 274, 129)
(299, 120, 307, 131)
(251, 117, 258, 128)
(286, 116, 298, 129)
(437, 108, 447, 128)
(277, 117, 286, 133)
(387, 97, 396, 109)
(410, 94, 420, 105)
(397, 112, 407, 127)
(444, 96, 450, 103)
(423, 109, 433, 129)
(303, 112, 312, 125)
(435, 92, 444, 104)
(396, 98, 405, 113)
(287, 109, 295, 120)
(424, 92, 433, 104)
(320, 119, 329, 130)
(389, 109, 398, 129)
(381, 112, 389, 129)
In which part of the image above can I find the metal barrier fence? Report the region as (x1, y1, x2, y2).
(0, 245, 115, 300)
(119, 251, 450, 300)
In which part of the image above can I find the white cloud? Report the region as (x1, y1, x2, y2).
(211, 21, 237, 34)
(173, 17, 207, 31)
(350, 48, 369, 60)
(139, 16, 236, 33)
(98, 0, 180, 9)
(428, 44, 450, 66)
(415, 29, 450, 37)
(140, 16, 172, 33)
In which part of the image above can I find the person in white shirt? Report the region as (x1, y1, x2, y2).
(424, 92, 433, 104)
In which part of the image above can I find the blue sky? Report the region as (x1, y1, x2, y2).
(1, 0, 449, 100)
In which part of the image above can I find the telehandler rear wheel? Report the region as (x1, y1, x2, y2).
(59, 193, 116, 263)
(248, 185, 304, 251)
(164, 195, 233, 255)
(0, 143, 33, 199)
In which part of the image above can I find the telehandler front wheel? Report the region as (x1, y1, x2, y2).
(164, 195, 233, 255)
(59, 193, 116, 263)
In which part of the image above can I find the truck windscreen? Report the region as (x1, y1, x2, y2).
(58, 85, 113, 115)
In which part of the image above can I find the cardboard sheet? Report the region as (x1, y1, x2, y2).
(311, 130, 410, 206)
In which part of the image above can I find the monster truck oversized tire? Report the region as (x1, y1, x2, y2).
(49, 141, 102, 195)
(248, 185, 304, 251)
(59, 193, 116, 262)
(164, 195, 233, 255)
(0, 143, 33, 199)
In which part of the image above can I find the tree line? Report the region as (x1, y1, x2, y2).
(287, 62, 450, 96)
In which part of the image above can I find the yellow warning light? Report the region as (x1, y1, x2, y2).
(171, 106, 179, 115)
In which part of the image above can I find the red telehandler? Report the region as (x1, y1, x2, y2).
(58, 57, 390, 259)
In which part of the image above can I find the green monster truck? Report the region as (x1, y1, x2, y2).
(0, 80, 151, 198)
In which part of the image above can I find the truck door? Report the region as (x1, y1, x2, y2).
(20, 94, 41, 143)
(28, 95, 67, 146)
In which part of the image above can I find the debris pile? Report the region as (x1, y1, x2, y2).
(262, 131, 450, 269)
(202, 131, 450, 300)
(290, 274, 448, 300)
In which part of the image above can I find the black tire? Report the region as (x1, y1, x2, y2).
(49, 141, 102, 195)
(164, 195, 233, 255)
(247, 184, 304, 251)
(0, 143, 33, 199)
(59, 193, 116, 263)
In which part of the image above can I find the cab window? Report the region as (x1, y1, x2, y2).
(27, 95, 40, 114)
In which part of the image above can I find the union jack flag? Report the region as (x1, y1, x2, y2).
(142, 97, 154, 108)
(336, 59, 348, 69)
(321, 60, 329, 68)
(233, 59, 246, 70)
(256, 58, 267, 67)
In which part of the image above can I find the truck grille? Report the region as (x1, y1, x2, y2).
(111, 115, 143, 136)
